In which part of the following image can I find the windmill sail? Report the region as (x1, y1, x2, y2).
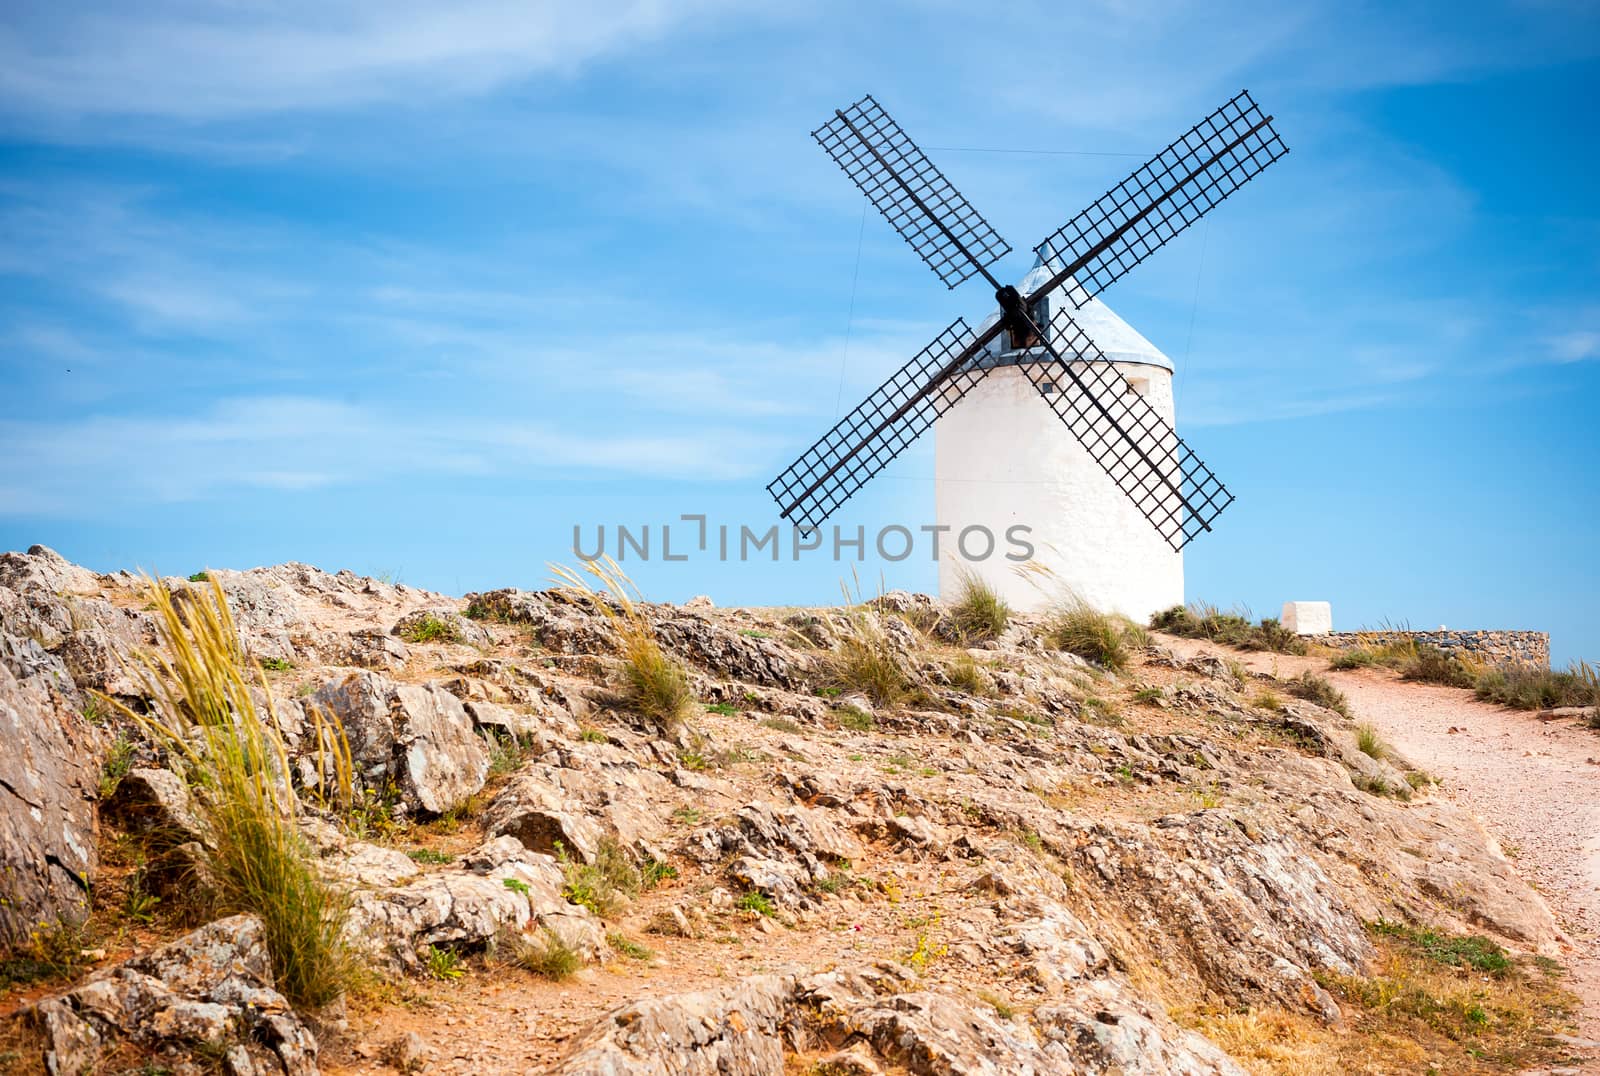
(769, 319, 993, 528)
(1020, 307, 1232, 550)
(814, 96, 1011, 289)
(1032, 90, 1288, 305)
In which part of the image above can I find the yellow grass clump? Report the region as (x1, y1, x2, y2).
(551, 556, 695, 730)
(103, 575, 357, 1009)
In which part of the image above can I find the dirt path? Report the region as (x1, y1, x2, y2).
(1167, 636, 1600, 1043)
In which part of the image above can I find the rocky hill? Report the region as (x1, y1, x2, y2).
(0, 546, 1585, 1075)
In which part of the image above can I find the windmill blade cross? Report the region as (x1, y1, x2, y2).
(771, 91, 1284, 542)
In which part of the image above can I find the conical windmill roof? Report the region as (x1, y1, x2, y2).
(978, 257, 1174, 372)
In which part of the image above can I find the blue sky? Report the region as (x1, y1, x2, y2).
(1, 1, 1596, 662)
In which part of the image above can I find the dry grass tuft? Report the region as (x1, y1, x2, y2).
(102, 576, 357, 1009)
(1045, 598, 1145, 673)
(947, 568, 1010, 643)
(1476, 660, 1600, 712)
(552, 556, 695, 730)
(1181, 924, 1577, 1075)
(1150, 602, 1307, 655)
(826, 579, 913, 707)
(1285, 671, 1352, 718)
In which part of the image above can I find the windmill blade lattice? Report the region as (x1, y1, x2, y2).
(1032, 90, 1288, 305)
(814, 96, 1012, 289)
(1019, 308, 1233, 550)
(768, 319, 993, 528)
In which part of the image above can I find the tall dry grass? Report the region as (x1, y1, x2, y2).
(103, 575, 357, 1009)
(552, 556, 695, 730)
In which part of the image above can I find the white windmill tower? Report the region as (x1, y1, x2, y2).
(768, 94, 1286, 614)
(935, 260, 1182, 619)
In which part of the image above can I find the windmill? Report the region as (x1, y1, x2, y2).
(767, 92, 1288, 618)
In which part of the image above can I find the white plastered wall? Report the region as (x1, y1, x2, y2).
(934, 361, 1184, 620)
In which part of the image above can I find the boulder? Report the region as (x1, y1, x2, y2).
(344, 836, 602, 972)
(312, 671, 488, 816)
(0, 633, 99, 951)
(15, 915, 319, 1076)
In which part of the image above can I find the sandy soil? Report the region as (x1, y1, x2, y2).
(1167, 637, 1600, 1044)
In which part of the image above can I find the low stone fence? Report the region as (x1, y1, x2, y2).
(1308, 630, 1549, 670)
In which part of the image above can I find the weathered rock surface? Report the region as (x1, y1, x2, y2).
(555, 964, 1245, 1076)
(16, 915, 319, 1076)
(312, 671, 488, 816)
(344, 836, 603, 971)
(0, 632, 99, 951)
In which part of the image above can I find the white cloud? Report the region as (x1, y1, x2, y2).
(0, 1, 736, 120)
(0, 394, 786, 518)
(1547, 329, 1600, 364)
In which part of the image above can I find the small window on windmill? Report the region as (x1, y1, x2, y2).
(1125, 376, 1150, 398)
(1007, 296, 1049, 350)
(1040, 379, 1057, 395)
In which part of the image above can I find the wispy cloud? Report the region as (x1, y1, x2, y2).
(0, 394, 784, 518)
(1547, 329, 1599, 364)
(0, 1, 739, 121)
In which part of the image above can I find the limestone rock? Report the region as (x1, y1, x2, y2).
(312, 671, 488, 816)
(345, 836, 602, 971)
(0, 633, 99, 950)
(15, 915, 319, 1076)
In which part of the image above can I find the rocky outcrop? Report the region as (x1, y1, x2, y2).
(0, 632, 99, 951)
(17, 915, 319, 1076)
(554, 964, 1244, 1076)
(343, 836, 602, 972)
(312, 671, 488, 816)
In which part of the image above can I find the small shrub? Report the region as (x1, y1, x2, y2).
(736, 891, 774, 917)
(483, 728, 531, 776)
(507, 927, 582, 980)
(1250, 689, 1284, 712)
(1401, 645, 1477, 688)
(977, 989, 1015, 1019)
(640, 858, 678, 890)
(835, 705, 874, 732)
(1475, 660, 1600, 711)
(259, 656, 293, 672)
(502, 877, 531, 896)
(1286, 671, 1351, 717)
(607, 932, 653, 961)
(399, 615, 458, 644)
(1132, 686, 1163, 705)
(669, 806, 701, 826)
(98, 731, 135, 800)
(577, 726, 608, 743)
(553, 557, 695, 730)
(423, 944, 464, 981)
(0, 919, 93, 988)
(1355, 723, 1387, 760)
(948, 568, 1010, 642)
(945, 654, 989, 695)
(1046, 599, 1140, 672)
(1080, 695, 1123, 727)
(406, 848, 454, 865)
(703, 701, 739, 716)
(1150, 603, 1308, 655)
(759, 716, 803, 734)
(187, 570, 209, 583)
(829, 627, 911, 707)
(558, 838, 639, 919)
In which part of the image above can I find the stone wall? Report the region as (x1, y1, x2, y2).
(1310, 629, 1549, 670)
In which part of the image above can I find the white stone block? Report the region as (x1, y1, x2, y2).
(1281, 601, 1332, 635)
